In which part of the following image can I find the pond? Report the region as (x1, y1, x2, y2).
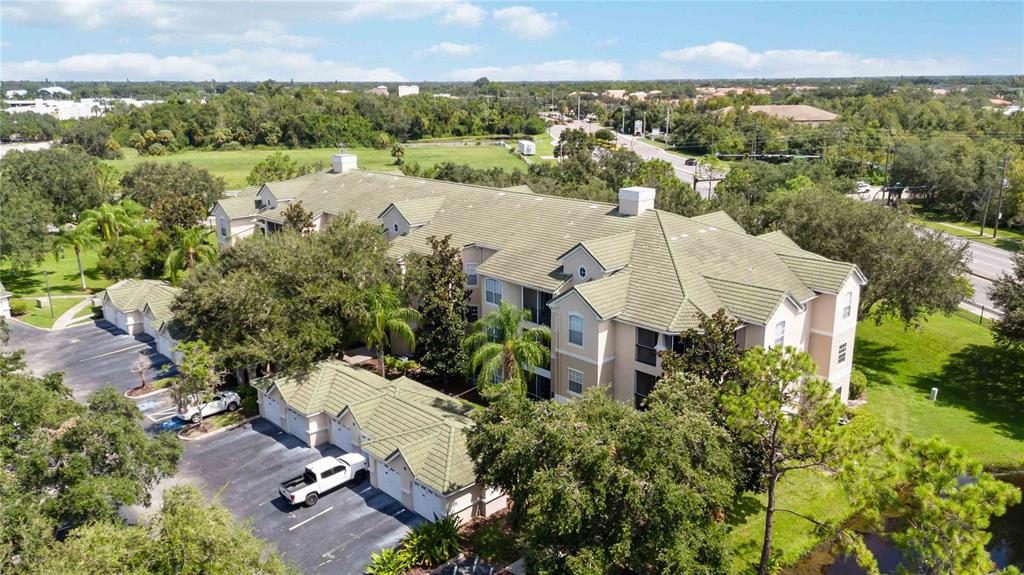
(788, 472, 1024, 574)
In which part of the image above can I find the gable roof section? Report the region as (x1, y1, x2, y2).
(691, 211, 747, 234)
(704, 276, 789, 325)
(560, 231, 636, 271)
(380, 196, 447, 226)
(256, 360, 476, 494)
(104, 279, 178, 314)
(215, 189, 261, 220)
(757, 230, 803, 250)
(551, 270, 631, 320)
(777, 253, 862, 294)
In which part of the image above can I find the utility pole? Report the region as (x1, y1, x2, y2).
(577, 94, 581, 122)
(992, 155, 1009, 238)
(42, 271, 54, 319)
(665, 107, 671, 142)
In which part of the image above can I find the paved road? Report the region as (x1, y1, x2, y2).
(945, 235, 1016, 311)
(548, 120, 722, 198)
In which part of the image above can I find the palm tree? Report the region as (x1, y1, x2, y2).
(164, 226, 217, 285)
(79, 203, 133, 242)
(360, 284, 420, 377)
(463, 300, 551, 395)
(53, 225, 99, 291)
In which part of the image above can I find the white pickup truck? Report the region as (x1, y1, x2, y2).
(279, 453, 368, 507)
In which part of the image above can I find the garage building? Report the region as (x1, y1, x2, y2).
(255, 359, 506, 522)
(140, 297, 190, 365)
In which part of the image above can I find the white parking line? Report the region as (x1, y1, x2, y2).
(78, 343, 148, 363)
(289, 506, 334, 531)
(146, 407, 179, 423)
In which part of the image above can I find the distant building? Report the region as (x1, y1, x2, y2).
(38, 86, 72, 97)
(630, 91, 647, 101)
(3, 97, 160, 120)
(603, 89, 627, 100)
(368, 85, 389, 96)
(516, 140, 536, 155)
(4, 89, 28, 99)
(397, 85, 419, 97)
(718, 104, 838, 126)
(334, 89, 352, 94)
(990, 98, 1013, 107)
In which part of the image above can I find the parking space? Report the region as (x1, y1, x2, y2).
(4, 319, 175, 401)
(178, 418, 423, 574)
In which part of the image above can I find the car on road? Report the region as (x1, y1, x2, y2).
(176, 391, 241, 423)
(684, 158, 698, 166)
(280, 454, 369, 507)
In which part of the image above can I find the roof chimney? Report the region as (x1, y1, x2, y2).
(618, 186, 656, 216)
(331, 153, 357, 174)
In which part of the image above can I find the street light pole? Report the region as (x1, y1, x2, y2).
(992, 155, 1009, 239)
(42, 271, 54, 319)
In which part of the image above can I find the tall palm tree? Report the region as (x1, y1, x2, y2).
(79, 203, 133, 242)
(53, 225, 99, 291)
(463, 300, 551, 395)
(360, 284, 420, 377)
(164, 226, 217, 285)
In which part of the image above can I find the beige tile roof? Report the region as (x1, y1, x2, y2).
(256, 360, 476, 494)
(243, 168, 862, 332)
(757, 230, 803, 251)
(564, 270, 631, 319)
(384, 196, 448, 226)
(718, 104, 838, 123)
(501, 184, 534, 194)
(104, 279, 179, 313)
(703, 277, 787, 324)
(216, 187, 261, 219)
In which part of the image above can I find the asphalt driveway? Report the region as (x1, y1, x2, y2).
(4, 318, 175, 402)
(176, 418, 423, 574)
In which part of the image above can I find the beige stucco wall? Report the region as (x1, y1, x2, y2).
(380, 207, 411, 240)
(611, 320, 662, 405)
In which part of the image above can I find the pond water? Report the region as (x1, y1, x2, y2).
(788, 472, 1024, 574)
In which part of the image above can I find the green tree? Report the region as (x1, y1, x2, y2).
(412, 235, 470, 384)
(462, 301, 550, 394)
(174, 340, 220, 428)
(359, 284, 420, 377)
(53, 225, 100, 291)
(80, 202, 134, 242)
(627, 159, 703, 216)
(660, 308, 744, 387)
(0, 147, 107, 224)
(30, 485, 296, 575)
(121, 161, 225, 210)
(390, 142, 406, 165)
(246, 151, 300, 186)
(165, 226, 217, 285)
(466, 386, 737, 574)
(61, 117, 118, 159)
(722, 346, 876, 575)
(0, 171, 53, 268)
(281, 201, 315, 233)
(989, 253, 1024, 348)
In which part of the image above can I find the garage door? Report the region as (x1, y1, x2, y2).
(330, 419, 353, 451)
(412, 481, 445, 521)
(116, 311, 128, 332)
(377, 460, 404, 504)
(287, 409, 309, 445)
(262, 394, 284, 430)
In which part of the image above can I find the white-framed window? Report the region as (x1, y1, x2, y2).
(568, 368, 583, 395)
(465, 262, 478, 286)
(841, 291, 853, 319)
(837, 342, 848, 364)
(568, 314, 584, 346)
(219, 217, 228, 238)
(485, 278, 502, 304)
(773, 320, 786, 347)
(578, 266, 588, 279)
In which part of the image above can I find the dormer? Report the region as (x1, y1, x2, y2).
(377, 196, 446, 240)
(557, 231, 635, 285)
(256, 184, 279, 210)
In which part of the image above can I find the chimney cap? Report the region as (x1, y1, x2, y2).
(619, 186, 656, 201)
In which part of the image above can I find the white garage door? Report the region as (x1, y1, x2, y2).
(377, 460, 404, 504)
(287, 409, 309, 445)
(330, 419, 353, 451)
(262, 394, 284, 430)
(115, 311, 128, 332)
(412, 481, 445, 521)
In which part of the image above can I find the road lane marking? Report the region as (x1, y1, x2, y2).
(78, 343, 148, 362)
(289, 506, 334, 531)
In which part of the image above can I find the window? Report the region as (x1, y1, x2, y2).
(567, 368, 584, 395)
(837, 342, 848, 364)
(578, 266, 588, 279)
(485, 278, 502, 304)
(393, 223, 399, 232)
(665, 334, 689, 355)
(842, 292, 853, 319)
(466, 306, 479, 324)
(774, 321, 786, 347)
(635, 327, 659, 366)
(527, 374, 552, 400)
(634, 371, 657, 410)
(465, 263, 478, 286)
(523, 287, 552, 326)
(568, 314, 584, 346)
(219, 218, 227, 238)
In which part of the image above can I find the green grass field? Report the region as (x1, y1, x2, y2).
(12, 296, 88, 329)
(909, 209, 1023, 253)
(855, 311, 1024, 468)
(106, 145, 528, 189)
(1, 248, 111, 297)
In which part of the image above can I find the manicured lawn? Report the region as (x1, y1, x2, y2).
(855, 312, 1024, 468)
(639, 137, 699, 159)
(0, 248, 110, 297)
(531, 132, 556, 160)
(726, 469, 854, 574)
(106, 144, 527, 189)
(909, 209, 1023, 253)
(12, 296, 88, 329)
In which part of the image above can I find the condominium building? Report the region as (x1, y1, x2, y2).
(215, 153, 865, 404)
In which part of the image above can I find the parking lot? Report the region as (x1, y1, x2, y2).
(5, 319, 176, 402)
(176, 418, 423, 574)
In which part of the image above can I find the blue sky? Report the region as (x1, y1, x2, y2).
(1, 1, 1021, 81)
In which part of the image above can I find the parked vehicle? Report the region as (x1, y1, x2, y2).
(684, 158, 698, 166)
(176, 391, 241, 423)
(279, 454, 369, 507)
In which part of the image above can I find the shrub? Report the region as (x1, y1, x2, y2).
(384, 355, 421, 376)
(9, 299, 31, 316)
(237, 383, 258, 414)
(365, 547, 413, 575)
(402, 515, 462, 567)
(219, 141, 244, 151)
(849, 369, 867, 399)
(594, 128, 615, 141)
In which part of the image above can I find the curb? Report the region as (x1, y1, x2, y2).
(177, 415, 258, 442)
(124, 385, 173, 400)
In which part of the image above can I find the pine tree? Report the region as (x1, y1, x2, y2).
(416, 235, 470, 384)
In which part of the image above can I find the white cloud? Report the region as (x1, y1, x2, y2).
(151, 20, 321, 48)
(416, 42, 481, 58)
(492, 6, 562, 40)
(2, 49, 406, 82)
(334, 0, 484, 25)
(655, 41, 970, 78)
(449, 60, 622, 81)
(440, 3, 485, 26)
(2, 0, 183, 31)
